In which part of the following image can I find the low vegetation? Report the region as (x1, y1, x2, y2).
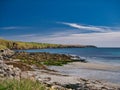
(11, 52, 73, 66)
(0, 79, 46, 90)
(44, 59, 72, 66)
(0, 38, 96, 50)
(0, 45, 7, 50)
(0, 38, 63, 50)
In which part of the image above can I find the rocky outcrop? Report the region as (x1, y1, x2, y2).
(76, 78, 119, 90)
(0, 61, 21, 79)
(0, 49, 14, 56)
(0, 49, 21, 79)
(0, 49, 14, 61)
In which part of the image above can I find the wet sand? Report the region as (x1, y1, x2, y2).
(48, 62, 120, 84)
(20, 62, 120, 89)
(63, 62, 120, 72)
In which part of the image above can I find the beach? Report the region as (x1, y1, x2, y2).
(48, 62, 120, 84)
(49, 62, 120, 71)
(20, 61, 120, 89)
(1, 49, 120, 90)
(15, 48, 120, 86)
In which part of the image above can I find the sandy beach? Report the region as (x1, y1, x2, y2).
(48, 62, 120, 84)
(1, 49, 120, 89)
(20, 62, 120, 89)
(60, 62, 120, 72)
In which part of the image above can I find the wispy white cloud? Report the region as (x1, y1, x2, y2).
(35, 31, 120, 47)
(0, 26, 30, 30)
(1, 26, 18, 30)
(1, 22, 120, 47)
(59, 22, 112, 32)
(16, 34, 38, 37)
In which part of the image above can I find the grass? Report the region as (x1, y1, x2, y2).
(0, 38, 96, 50)
(44, 60, 72, 66)
(0, 45, 7, 50)
(11, 52, 73, 67)
(0, 38, 63, 50)
(0, 79, 46, 90)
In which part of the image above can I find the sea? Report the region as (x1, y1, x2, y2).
(16, 48, 120, 84)
(17, 47, 120, 66)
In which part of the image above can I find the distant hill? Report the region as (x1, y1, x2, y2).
(0, 38, 96, 50)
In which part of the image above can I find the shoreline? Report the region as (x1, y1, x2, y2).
(61, 62, 120, 72)
(24, 62, 120, 89)
(48, 62, 120, 84)
(1, 49, 120, 89)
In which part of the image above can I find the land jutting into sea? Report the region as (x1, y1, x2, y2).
(0, 38, 120, 90)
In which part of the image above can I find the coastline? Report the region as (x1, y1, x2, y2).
(48, 62, 120, 84)
(22, 61, 120, 89)
(58, 62, 120, 72)
(0, 49, 120, 90)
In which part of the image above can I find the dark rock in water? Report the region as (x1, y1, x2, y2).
(70, 55, 87, 63)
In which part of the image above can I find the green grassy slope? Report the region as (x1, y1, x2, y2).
(0, 38, 96, 50)
(0, 38, 63, 49)
(0, 45, 8, 50)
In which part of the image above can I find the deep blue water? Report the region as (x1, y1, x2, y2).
(17, 48, 120, 66)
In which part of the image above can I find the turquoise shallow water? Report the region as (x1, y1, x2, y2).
(17, 48, 120, 66)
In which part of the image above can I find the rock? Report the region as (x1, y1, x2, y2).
(0, 49, 14, 62)
(8, 65, 14, 69)
(51, 85, 66, 90)
(1, 49, 14, 56)
(0, 73, 4, 77)
(76, 78, 120, 90)
(43, 77, 51, 82)
(0, 60, 21, 79)
(12, 59, 20, 61)
(52, 82, 61, 85)
(37, 77, 51, 84)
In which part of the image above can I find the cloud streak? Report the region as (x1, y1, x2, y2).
(1, 22, 120, 47)
(3, 30, 120, 47)
(60, 22, 111, 32)
(0, 26, 31, 30)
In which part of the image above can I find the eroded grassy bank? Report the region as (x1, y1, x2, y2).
(0, 38, 96, 50)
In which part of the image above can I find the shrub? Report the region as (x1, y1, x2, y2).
(0, 79, 46, 90)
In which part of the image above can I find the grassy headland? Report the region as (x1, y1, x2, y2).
(0, 38, 90, 67)
(0, 38, 62, 50)
(0, 38, 96, 50)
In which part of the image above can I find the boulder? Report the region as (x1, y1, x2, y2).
(0, 60, 21, 79)
(51, 85, 66, 90)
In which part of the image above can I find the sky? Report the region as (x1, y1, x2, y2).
(0, 0, 120, 47)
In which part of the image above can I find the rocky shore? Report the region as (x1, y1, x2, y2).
(0, 49, 120, 90)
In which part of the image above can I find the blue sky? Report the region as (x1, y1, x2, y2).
(0, 0, 120, 47)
